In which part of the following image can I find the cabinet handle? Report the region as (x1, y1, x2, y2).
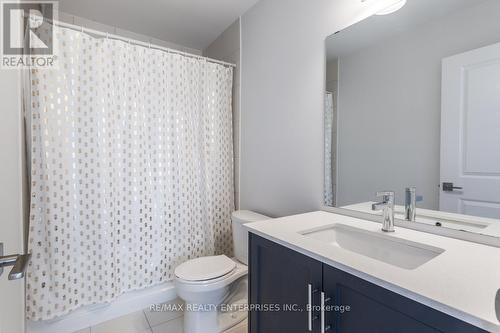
(321, 292, 332, 332)
(308, 284, 313, 331)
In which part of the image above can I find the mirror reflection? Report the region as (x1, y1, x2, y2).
(324, 0, 500, 237)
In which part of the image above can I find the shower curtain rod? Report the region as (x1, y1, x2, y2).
(49, 19, 237, 68)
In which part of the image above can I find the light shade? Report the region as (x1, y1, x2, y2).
(376, 0, 407, 15)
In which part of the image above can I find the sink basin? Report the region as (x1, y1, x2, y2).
(300, 224, 445, 270)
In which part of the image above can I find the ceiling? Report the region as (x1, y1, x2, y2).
(327, 0, 491, 60)
(58, 0, 260, 51)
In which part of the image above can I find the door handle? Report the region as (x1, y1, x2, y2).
(308, 284, 313, 331)
(0, 243, 31, 280)
(307, 284, 320, 331)
(442, 182, 463, 192)
(321, 292, 332, 333)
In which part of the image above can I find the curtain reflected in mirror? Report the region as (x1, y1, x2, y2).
(324, 92, 335, 207)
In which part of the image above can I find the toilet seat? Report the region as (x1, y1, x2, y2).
(175, 255, 237, 282)
(175, 260, 248, 294)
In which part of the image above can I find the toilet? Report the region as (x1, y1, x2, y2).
(174, 210, 270, 333)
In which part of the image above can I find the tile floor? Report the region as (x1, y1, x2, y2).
(72, 298, 247, 333)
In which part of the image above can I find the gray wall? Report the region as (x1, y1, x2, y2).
(336, 0, 500, 208)
(204, 19, 242, 209)
(240, 0, 399, 217)
(325, 60, 338, 94)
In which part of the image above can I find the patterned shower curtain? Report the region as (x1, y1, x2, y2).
(324, 92, 335, 206)
(26, 26, 234, 320)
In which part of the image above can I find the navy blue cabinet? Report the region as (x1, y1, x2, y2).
(249, 233, 488, 333)
(249, 233, 323, 332)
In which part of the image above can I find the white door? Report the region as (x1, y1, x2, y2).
(0, 69, 26, 333)
(440, 42, 500, 218)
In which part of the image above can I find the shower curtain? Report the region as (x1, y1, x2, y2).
(324, 92, 335, 206)
(26, 26, 234, 320)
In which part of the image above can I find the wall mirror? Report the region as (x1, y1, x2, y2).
(324, 0, 500, 238)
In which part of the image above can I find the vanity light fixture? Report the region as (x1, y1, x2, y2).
(376, 0, 407, 15)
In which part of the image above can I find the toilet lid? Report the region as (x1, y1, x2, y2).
(175, 255, 236, 281)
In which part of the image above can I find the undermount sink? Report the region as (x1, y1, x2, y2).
(300, 224, 445, 270)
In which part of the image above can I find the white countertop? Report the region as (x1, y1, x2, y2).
(246, 211, 500, 332)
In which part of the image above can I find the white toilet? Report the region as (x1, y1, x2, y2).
(174, 210, 269, 333)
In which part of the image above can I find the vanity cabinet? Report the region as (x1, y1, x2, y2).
(249, 233, 323, 332)
(249, 234, 488, 333)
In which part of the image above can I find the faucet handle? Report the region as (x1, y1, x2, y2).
(406, 186, 416, 193)
(406, 187, 423, 203)
(376, 191, 395, 203)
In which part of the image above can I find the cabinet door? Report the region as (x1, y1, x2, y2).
(249, 234, 323, 333)
(323, 264, 488, 333)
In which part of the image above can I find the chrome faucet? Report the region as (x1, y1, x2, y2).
(404, 186, 423, 222)
(372, 191, 395, 232)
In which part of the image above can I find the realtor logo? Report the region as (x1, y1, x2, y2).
(1, 0, 58, 68)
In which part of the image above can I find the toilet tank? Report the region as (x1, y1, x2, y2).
(232, 210, 270, 265)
